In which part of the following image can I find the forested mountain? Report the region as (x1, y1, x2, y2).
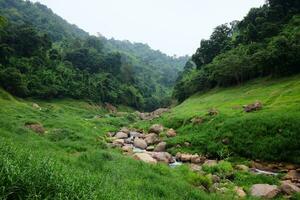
(0, 0, 188, 111)
(174, 0, 300, 102)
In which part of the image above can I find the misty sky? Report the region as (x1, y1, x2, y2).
(30, 0, 265, 56)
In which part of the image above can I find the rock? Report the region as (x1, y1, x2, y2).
(120, 127, 130, 134)
(190, 154, 205, 164)
(129, 131, 141, 138)
(133, 138, 147, 149)
(104, 103, 117, 113)
(115, 132, 128, 139)
(250, 184, 279, 199)
(149, 124, 164, 134)
(189, 164, 202, 172)
(208, 108, 219, 116)
(106, 132, 116, 137)
(25, 122, 45, 134)
(280, 180, 300, 195)
(122, 145, 133, 153)
(133, 153, 157, 164)
(154, 142, 166, 152)
(184, 142, 191, 147)
(166, 128, 176, 137)
(235, 186, 246, 198)
(146, 146, 155, 151)
(150, 152, 174, 164)
(244, 101, 262, 112)
(204, 160, 218, 167)
(152, 108, 169, 116)
(113, 139, 124, 146)
(191, 117, 203, 125)
(235, 165, 249, 172)
(124, 138, 133, 144)
(180, 154, 192, 162)
(212, 175, 221, 183)
(222, 138, 230, 145)
(176, 152, 182, 160)
(284, 170, 300, 181)
(32, 103, 41, 110)
(136, 108, 169, 121)
(144, 133, 159, 145)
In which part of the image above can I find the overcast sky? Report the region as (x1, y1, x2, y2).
(30, 0, 264, 56)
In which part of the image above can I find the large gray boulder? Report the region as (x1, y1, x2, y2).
(280, 180, 300, 195)
(115, 132, 128, 139)
(133, 138, 147, 149)
(154, 142, 166, 152)
(149, 124, 164, 134)
(250, 184, 279, 199)
(133, 153, 157, 164)
(145, 133, 159, 145)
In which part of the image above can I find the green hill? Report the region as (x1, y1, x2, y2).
(0, 89, 219, 200)
(137, 75, 300, 163)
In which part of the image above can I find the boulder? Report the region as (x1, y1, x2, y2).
(284, 170, 300, 181)
(120, 127, 130, 134)
(191, 117, 203, 125)
(129, 131, 141, 138)
(133, 138, 147, 149)
(235, 165, 249, 172)
(106, 132, 116, 137)
(144, 133, 159, 145)
(32, 103, 41, 110)
(122, 145, 133, 153)
(154, 142, 166, 152)
(212, 175, 221, 183)
(149, 124, 164, 134)
(190, 154, 205, 164)
(250, 184, 279, 199)
(115, 132, 128, 139)
(133, 153, 157, 164)
(166, 128, 176, 137)
(105, 103, 117, 113)
(124, 138, 133, 144)
(25, 123, 45, 134)
(244, 101, 262, 112)
(189, 164, 202, 172)
(184, 142, 191, 147)
(113, 139, 124, 146)
(235, 186, 246, 198)
(180, 154, 192, 162)
(146, 146, 155, 151)
(280, 180, 300, 195)
(204, 160, 218, 167)
(150, 152, 174, 164)
(208, 108, 219, 116)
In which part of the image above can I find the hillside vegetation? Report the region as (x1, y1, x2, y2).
(174, 0, 300, 102)
(137, 75, 300, 164)
(0, 0, 188, 111)
(0, 89, 222, 200)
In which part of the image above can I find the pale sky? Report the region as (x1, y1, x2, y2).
(30, 0, 265, 56)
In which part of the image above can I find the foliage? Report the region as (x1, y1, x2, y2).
(0, 0, 188, 111)
(174, 0, 300, 102)
(0, 89, 220, 200)
(137, 75, 300, 164)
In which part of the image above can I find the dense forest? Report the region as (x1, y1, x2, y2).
(0, 0, 188, 111)
(174, 0, 300, 102)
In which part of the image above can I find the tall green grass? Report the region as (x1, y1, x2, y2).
(0, 89, 223, 200)
(135, 75, 300, 163)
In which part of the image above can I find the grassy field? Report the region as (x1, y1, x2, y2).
(0, 75, 300, 199)
(135, 75, 300, 163)
(0, 89, 223, 200)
